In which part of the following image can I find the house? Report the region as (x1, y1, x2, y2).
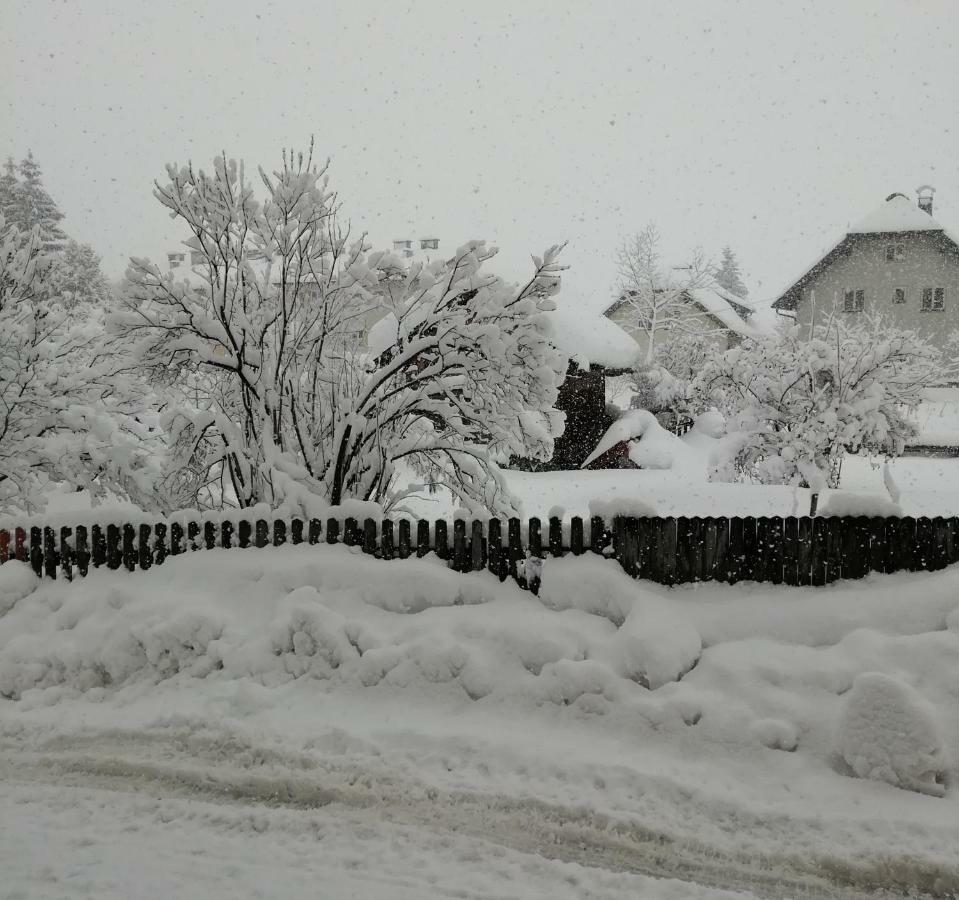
(604, 281, 759, 361)
(771, 187, 959, 351)
(514, 301, 640, 470)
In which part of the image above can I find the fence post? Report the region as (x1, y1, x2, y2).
(203, 521, 216, 551)
(91, 523, 106, 568)
(168, 522, 183, 556)
(590, 516, 609, 557)
(290, 519, 304, 545)
(570, 517, 584, 555)
(397, 520, 411, 559)
(810, 518, 828, 586)
(435, 520, 449, 561)
(416, 520, 430, 557)
(273, 520, 287, 547)
(106, 524, 121, 570)
(488, 518, 505, 580)
(507, 518, 524, 587)
(238, 519, 252, 549)
(221, 521, 234, 550)
(154, 523, 168, 567)
(325, 517, 340, 544)
(15, 527, 27, 562)
(381, 520, 395, 560)
(75, 525, 90, 577)
(452, 519, 467, 571)
(59, 526, 73, 581)
(187, 521, 200, 551)
(29, 526, 42, 577)
(765, 517, 784, 584)
(471, 520, 485, 571)
(548, 517, 563, 557)
(0, 530, 8, 564)
(308, 518, 322, 545)
(122, 524, 137, 572)
(528, 518, 542, 593)
(43, 526, 58, 579)
(254, 519, 269, 549)
(343, 517, 360, 547)
(362, 518, 377, 556)
(138, 523, 153, 571)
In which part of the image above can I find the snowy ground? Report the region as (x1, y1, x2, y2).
(2, 547, 959, 898)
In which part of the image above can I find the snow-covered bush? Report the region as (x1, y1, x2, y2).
(835, 671, 947, 797)
(112, 146, 567, 516)
(695, 317, 939, 490)
(0, 562, 39, 616)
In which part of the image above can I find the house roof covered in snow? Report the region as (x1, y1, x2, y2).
(544, 301, 639, 372)
(683, 285, 762, 338)
(772, 192, 959, 311)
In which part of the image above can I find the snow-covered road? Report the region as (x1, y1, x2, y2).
(2, 716, 953, 900)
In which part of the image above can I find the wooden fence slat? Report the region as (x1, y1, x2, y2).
(106, 524, 121, 570)
(687, 517, 704, 583)
(825, 517, 843, 583)
(138, 523, 153, 571)
(915, 517, 934, 571)
(839, 517, 859, 580)
(590, 516, 609, 556)
(741, 516, 759, 582)
(435, 520, 449, 561)
(325, 517, 340, 544)
(291, 519, 304, 545)
(452, 519, 468, 572)
(548, 517, 563, 557)
(204, 521, 217, 551)
(309, 518, 323, 545)
(527, 517, 542, 594)
(702, 517, 718, 582)
(343, 517, 360, 547)
(897, 517, 917, 573)
(15, 527, 27, 562)
(619, 517, 639, 578)
(416, 520, 430, 557)
(810, 517, 828, 586)
(221, 521, 234, 550)
(932, 517, 950, 571)
(398, 520, 411, 559)
(187, 521, 200, 551)
(948, 518, 959, 566)
(674, 518, 690, 584)
(612, 516, 626, 567)
(362, 518, 377, 556)
(660, 517, 677, 586)
(43, 526, 58, 579)
(488, 518, 503, 579)
(570, 517, 584, 555)
(92, 524, 107, 569)
(782, 516, 799, 585)
(122, 524, 137, 572)
(237, 519, 251, 549)
(59, 526, 73, 581)
(635, 517, 652, 581)
(75, 525, 90, 577)
(254, 519, 269, 549)
(725, 517, 743, 584)
(381, 520, 395, 560)
(797, 518, 813, 586)
(0, 530, 8, 564)
(471, 520, 485, 571)
(29, 526, 43, 577)
(154, 523, 168, 567)
(507, 518, 523, 586)
(866, 516, 886, 575)
(273, 519, 287, 547)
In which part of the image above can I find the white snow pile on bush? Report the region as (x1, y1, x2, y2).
(581, 409, 698, 471)
(0, 562, 39, 616)
(836, 671, 948, 797)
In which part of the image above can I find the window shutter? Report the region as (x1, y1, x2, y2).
(922, 288, 933, 311)
(844, 289, 854, 312)
(935, 288, 945, 310)
(855, 290, 864, 311)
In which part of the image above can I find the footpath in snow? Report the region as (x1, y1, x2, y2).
(2, 545, 959, 898)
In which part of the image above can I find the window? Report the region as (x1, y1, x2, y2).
(393, 239, 413, 251)
(190, 250, 205, 266)
(843, 288, 864, 312)
(893, 287, 905, 304)
(921, 288, 945, 311)
(885, 244, 905, 261)
(420, 238, 439, 250)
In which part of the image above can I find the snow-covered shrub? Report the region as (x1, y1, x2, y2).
(112, 147, 568, 517)
(835, 671, 947, 797)
(696, 317, 939, 490)
(0, 562, 39, 616)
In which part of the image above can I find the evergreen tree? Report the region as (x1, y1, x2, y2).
(714, 245, 748, 299)
(12, 151, 67, 250)
(48, 240, 110, 307)
(0, 158, 17, 221)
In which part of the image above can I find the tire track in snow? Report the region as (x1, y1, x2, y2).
(1, 726, 953, 900)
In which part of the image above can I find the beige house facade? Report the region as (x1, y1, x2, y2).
(772, 190, 959, 350)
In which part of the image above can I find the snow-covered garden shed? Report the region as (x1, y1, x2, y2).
(513, 301, 639, 470)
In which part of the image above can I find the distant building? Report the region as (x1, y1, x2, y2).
(772, 187, 959, 350)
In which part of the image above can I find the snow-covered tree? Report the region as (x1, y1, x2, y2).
(612, 224, 715, 364)
(48, 240, 111, 307)
(713, 245, 748, 299)
(111, 146, 567, 516)
(6, 152, 67, 251)
(0, 215, 158, 512)
(695, 315, 940, 491)
(0, 159, 17, 222)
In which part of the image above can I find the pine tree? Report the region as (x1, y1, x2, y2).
(48, 240, 110, 307)
(0, 158, 17, 221)
(13, 151, 67, 251)
(714, 245, 748, 299)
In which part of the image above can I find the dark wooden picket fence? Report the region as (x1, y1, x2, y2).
(1, 513, 957, 590)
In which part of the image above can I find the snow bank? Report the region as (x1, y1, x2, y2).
(0, 562, 38, 616)
(588, 497, 659, 519)
(836, 672, 947, 797)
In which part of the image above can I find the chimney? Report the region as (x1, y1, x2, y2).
(917, 184, 936, 216)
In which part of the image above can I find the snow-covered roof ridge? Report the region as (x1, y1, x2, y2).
(848, 193, 943, 235)
(684, 285, 763, 338)
(544, 300, 639, 371)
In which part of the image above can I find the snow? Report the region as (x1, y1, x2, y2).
(543, 299, 639, 371)
(684, 285, 763, 339)
(3, 546, 959, 897)
(848, 193, 944, 234)
(818, 490, 902, 518)
(581, 408, 700, 471)
(909, 386, 959, 448)
(836, 671, 948, 797)
(366, 310, 399, 358)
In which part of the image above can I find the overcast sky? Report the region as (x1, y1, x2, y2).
(2, 0, 956, 309)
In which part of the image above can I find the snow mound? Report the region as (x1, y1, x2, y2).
(588, 497, 659, 519)
(835, 672, 947, 797)
(0, 562, 39, 616)
(751, 718, 799, 752)
(819, 491, 902, 518)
